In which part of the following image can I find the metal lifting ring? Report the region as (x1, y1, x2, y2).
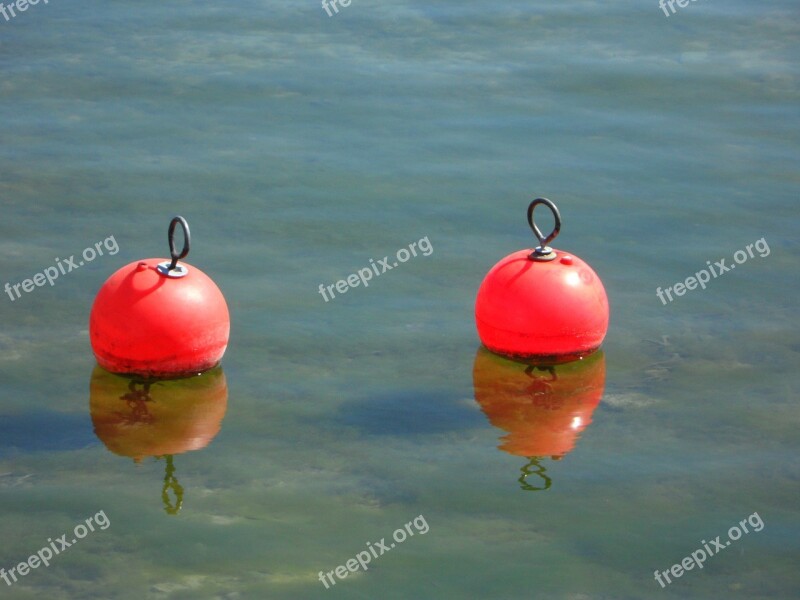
(156, 216, 191, 278)
(527, 198, 561, 261)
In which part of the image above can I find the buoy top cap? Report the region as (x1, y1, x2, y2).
(156, 261, 189, 278)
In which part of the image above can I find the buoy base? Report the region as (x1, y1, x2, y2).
(479, 343, 602, 366)
(93, 356, 222, 379)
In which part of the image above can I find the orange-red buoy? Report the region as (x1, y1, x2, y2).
(89, 365, 228, 514)
(89, 366, 228, 460)
(475, 198, 609, 362)
(473, 347, 605, 490)
(473, 347, 605, 458)
(90, 217, 230, 378)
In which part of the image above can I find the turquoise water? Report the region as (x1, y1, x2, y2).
(1, 0, 799, 598)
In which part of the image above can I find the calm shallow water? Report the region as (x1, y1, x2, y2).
(1, 0, 798, 598)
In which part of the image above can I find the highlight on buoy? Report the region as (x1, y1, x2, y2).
(89, 216, 230, 378)
(89, 365, 228, 514)
(475, 198, 609, 362)
(472, 347, 606, 490)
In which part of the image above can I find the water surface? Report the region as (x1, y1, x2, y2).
(0, 0, 798, 598)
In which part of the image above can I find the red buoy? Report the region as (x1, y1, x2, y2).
(90, 217, 230, 378)
(475, 198, 609, 362)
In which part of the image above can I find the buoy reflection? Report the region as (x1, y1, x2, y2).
(89, 366, 228, 514)
(473, 347, 605, 491)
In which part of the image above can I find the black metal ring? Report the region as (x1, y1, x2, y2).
(527, 198, 561, 251)
(167, 216, 190, 271)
